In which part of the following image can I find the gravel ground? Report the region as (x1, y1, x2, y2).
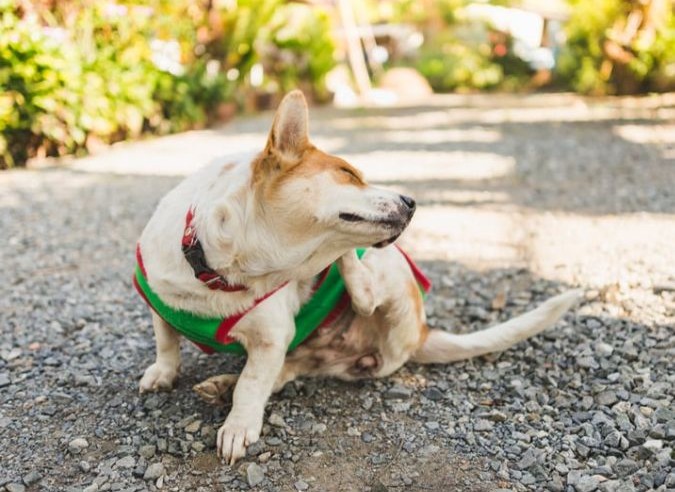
(1, 93, 674, 492)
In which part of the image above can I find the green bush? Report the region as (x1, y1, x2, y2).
(556, 0, 675, 95)
(262, 4, 336, 101)
(0, 0, 335, 168)
(415, 28, 532, 92)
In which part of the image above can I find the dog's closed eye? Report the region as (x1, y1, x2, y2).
(339, 212, 365, 223)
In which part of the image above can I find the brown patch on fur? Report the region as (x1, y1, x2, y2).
(251, 147, 366, 203)
(287, 148, 367, 188)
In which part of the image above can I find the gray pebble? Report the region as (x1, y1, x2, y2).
(361, 432, 374, 443)
(422, 387, 444, 401)
(384, 384, 412, 400)
(294, 480, 309, 491)
(138, 444, 156, 459)
(68, 437, 89, 454)
(246, 463, 265, 487)
(22, 471, 41, 486)
(474, 419, 493, 432)
(143, 462, 164, 481)
(613, 458, 639, 476)
(595, 391, 618, 406)
(0, 372, 11, 388)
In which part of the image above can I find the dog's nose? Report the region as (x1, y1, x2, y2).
(399, 195, 416, 210)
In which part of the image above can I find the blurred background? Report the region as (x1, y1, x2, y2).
(1, 0, 673, 169)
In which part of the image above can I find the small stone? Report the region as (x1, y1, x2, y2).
(593, 342, 614, 357)
(347, 427, 360, 436)
(595, 391, 618, 407)
(246, 463, 265, 487)
(474, 419, 493, 432)
(516, 448, 538, 470)
(573, 475, 600, 492)
(138, 445, 156, 459)
(643, 439, 663, 451)
(258, 451, 272, 462)
(184, 420, 201, 433)
(603, 431, 623, 448)
(79, 461, 91, 473)
(576, 356, 599, 369)
(68, 437, 89, 454)
(21, 471, 41, 486)
(424, 421, 440, 431)
(384, 384, 412, 400)
(488, 410, 508, 422)
(265, 437, 282, 446)
(613, 458, 639, 476)
(83, 484, 99, 492)
(0, 372, 11, 388)
(6, 483, 26, 492)
(246, 440, 265, 456)
(115, 456, 136, 468)
(665, 473, 675, 487)
(269, 413, 286, 427)
(294, 480, 309, 491)
(361, 432, 374, 443)
(191, 441, 205, 452)
(311, 423, 327, 434)
(143, 462, 164, 481)
(422, 387, 444, 401)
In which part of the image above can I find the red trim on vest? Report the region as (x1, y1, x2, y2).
(395, 245, 432, 293)
(317, 292, 351, 330)
(136, 244, 147, 277)
(213, 284, 287, 344)
(212, 265, 331, 345)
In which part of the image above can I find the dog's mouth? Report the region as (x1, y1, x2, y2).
(372, 233, 401, 248)
(338, 212, 407, 248)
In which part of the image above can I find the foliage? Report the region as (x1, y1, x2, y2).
(0, 0, 335, 168)
(262, 4, 336, 101)
(393, 0, 532, 92)
(557, 0, 675, 94)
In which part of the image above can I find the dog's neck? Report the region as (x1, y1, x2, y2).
(191, 191, 343, 298)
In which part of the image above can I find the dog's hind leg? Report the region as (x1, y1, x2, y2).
(338, 249, 381, 316)
(139, 312, 181, 393)
(193, 363, 299, 405)
(193, 374, 238, 405)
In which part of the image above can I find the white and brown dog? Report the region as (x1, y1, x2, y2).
(135, 91, 580, 464)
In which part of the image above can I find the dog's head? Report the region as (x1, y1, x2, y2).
(250, 91, 416, 275)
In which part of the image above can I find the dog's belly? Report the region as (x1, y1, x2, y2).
(284, 304, 393, 380)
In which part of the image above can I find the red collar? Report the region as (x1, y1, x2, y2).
(181, 208, 248, 292)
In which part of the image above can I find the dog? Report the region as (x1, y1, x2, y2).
(134, 90, 581, 464)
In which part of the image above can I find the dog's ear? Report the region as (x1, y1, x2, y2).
(265, 90, 310, 161)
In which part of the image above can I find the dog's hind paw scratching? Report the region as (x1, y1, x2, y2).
(193, 374, 238, 405)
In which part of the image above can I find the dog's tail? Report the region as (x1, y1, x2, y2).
(412, 290, 582, 364)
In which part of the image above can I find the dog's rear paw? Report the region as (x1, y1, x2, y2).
(139, 362, 179, 394)
(193, 374, 238, 405)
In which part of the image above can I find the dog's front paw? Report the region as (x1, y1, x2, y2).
(217, 415, 261, 465)
(193, 374, 239, 405)
(139, 362, 178, 394)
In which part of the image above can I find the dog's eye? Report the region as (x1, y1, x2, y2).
(340, 167, 359, 180)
